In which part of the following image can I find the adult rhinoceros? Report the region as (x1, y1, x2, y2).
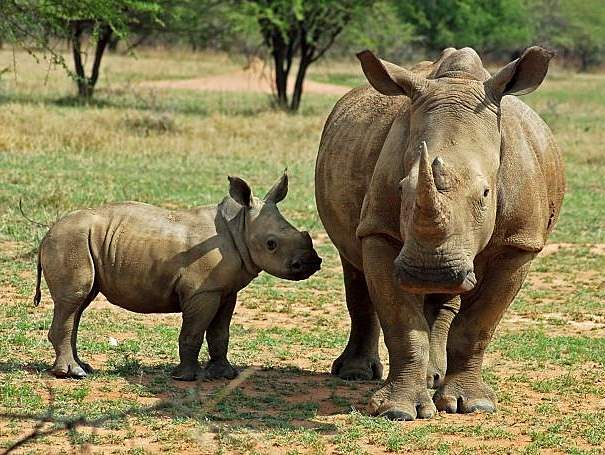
(315, 46, 565, 420)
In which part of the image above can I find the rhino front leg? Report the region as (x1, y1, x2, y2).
(172, 291, 222, 381)
(362, 236, 435, 421)
(204, 292, 238, 380)
(434, 249, 534, 413)
(425, 295, 460, 389)
(332, 255, 383, 381)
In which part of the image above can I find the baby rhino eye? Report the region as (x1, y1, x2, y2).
(483, 188, 490, 198)
(266, 238, 278, 251)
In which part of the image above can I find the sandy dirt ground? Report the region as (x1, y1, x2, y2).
(140, 58, 351, 96)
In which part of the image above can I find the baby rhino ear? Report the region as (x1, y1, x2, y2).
(264, 169, 288, 204)
(228, 176, 253, 208)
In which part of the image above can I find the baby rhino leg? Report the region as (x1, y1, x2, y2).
(204, 293, 238, 380)
(173, 291, 222, 381)
(42, 232, 97, 379)
(49, 297, 96, 378)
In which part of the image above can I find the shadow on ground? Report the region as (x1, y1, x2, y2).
(0, 360, 378, 435)
(114, 363, 377, 431)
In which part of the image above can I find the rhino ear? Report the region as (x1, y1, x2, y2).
(485, 46, 554, 100)
(228, 176, 252, 208)
(264, 169, 288, 204)
(357, 50, 427, 97)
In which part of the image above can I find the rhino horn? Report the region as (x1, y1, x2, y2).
(414, 142, 449, 232)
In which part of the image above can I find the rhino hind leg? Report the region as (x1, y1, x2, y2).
(42, 232, 97, 379)
(49, 291, 97, 379)
(435, 249, 534, 413)
(72, 297, 96, 374)
(331, 255, 382, 381)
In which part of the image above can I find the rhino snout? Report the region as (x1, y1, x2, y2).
(288, 250, 322, 280)
(394, 255, 476, 295)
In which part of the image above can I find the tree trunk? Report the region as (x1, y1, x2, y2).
(108, 35, 120, 52)
(290, 56, 310, 112)
(290, 25, 314, 112)
(89, 25, 112, 90)
(578, 46, 591, 72)
(71, 22, 89, 98)
(271, 31, 289, 108)
(71, 21, 112, 99)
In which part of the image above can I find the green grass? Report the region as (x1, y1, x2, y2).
(308, 72, 366, 87)
(0, 49, 604, 453)
(492, 330, 605, 366)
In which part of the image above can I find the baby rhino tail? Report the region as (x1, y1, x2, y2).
(33, 249, 42, 307)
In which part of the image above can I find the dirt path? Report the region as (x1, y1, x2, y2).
(141, 59, 351, 96)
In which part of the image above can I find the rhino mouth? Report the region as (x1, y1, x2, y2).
(288, 254, 322, 281)
(394, 258, 476, 294)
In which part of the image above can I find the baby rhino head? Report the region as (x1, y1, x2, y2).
(227, 171, 322, 281)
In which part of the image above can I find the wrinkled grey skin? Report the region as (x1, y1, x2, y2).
(34, 172, 322, 380)
(315, 46, 565, 420)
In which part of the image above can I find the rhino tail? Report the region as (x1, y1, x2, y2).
(33, 248, 42, 307)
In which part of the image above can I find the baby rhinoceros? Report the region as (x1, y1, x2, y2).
(34, 172, 322, 380)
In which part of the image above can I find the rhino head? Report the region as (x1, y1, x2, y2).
(358, 46, 553, 294)
(224, 171, 322, 281)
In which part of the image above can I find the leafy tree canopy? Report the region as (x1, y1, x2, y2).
(396, 0, 533, 54)
(236, 0, 375, 110)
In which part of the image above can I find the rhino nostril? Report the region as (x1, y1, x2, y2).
(291, 260, 302, 271)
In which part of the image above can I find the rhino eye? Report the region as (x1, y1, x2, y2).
(483, 188, 490, 198)
(266, 239, 278, 251)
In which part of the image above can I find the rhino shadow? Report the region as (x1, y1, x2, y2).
(110, 363, 378, 431)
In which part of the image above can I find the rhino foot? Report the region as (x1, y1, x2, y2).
(331, 354, 383, 381)
(172, 363, 204, 381)
(433, 374, 496, 414)
(368, 382, 436, 421)
(202, 360, 238, 380)
(51, 361, 88, 379)
(77, 360, 94, 374)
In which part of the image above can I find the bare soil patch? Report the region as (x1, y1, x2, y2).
(141, 58, 351, 96)
(540, 242, 605, 256)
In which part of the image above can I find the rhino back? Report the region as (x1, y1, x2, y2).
(315, 86, 406, 267)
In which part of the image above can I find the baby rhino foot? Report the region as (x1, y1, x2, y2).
(331, 353, 383, 381)
(202, 359, 238, 380)
(51, 359, 88, 379)
(172, 362, 204, 381)
(433, 374, 496, 414)
(368, 382, 436, 421)
(76, 359, 94, 374)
